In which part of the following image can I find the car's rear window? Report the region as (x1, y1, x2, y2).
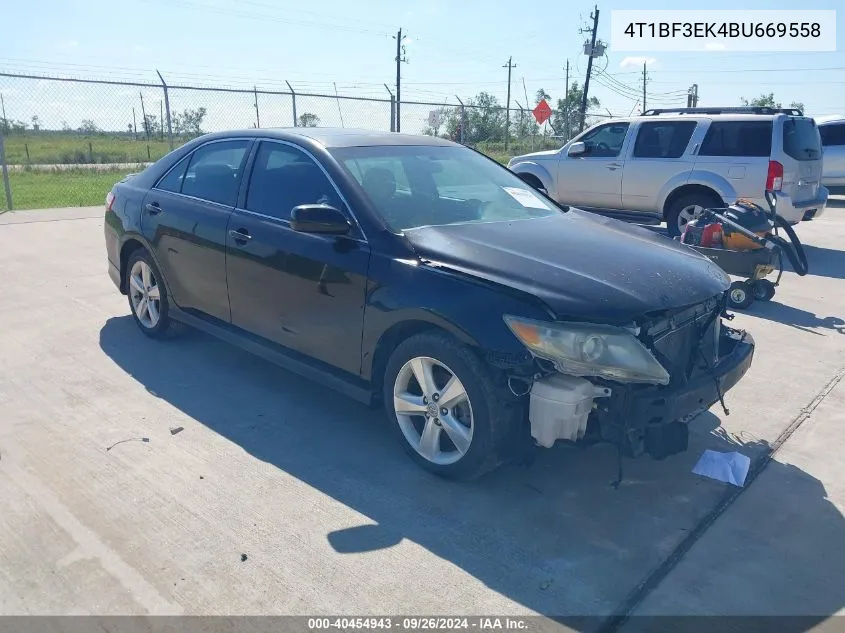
(819, 123, 845, 146)
(699, 121, 772, 157)
(782, 117, 821, 161)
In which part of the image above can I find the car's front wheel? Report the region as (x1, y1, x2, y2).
(383, 331, 521, 480)
(126, 249, 184, 338)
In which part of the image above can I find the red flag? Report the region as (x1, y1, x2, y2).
(532, 99, 552, 125)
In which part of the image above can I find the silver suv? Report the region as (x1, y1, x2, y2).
(818, 116, 845, 195)
(508, 107, 828, 236)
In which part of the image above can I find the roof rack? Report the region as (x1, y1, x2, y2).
(642, 106, 804, 116)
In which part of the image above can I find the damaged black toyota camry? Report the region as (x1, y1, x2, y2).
(104, 128, 754, 480)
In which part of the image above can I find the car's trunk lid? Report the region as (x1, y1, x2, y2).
(780, 116, 823, 203)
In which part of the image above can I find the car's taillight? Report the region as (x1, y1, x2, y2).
(766, 161, 783, 191)
(106, 191, 115, 212)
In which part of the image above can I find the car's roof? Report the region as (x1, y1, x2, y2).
(816, 115, 845, 125)
(199, 127, 458, 148)
(601, 113, 797, 126)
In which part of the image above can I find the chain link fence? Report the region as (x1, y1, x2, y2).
(0, 72, 595, 210)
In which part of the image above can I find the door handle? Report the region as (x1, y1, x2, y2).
(606, 163, 622, 170)
(145, 202, 163, 215)
(229, 228, 252, 244)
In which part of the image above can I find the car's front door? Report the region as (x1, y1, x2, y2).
(142, 138, 251, 322)
(225, 140, 370, 376)
(555, 122, 630, 209)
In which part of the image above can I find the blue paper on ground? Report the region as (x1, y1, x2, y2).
(692, 449, 751, 487)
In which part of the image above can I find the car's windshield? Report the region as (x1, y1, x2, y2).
(331, 145, 561, 232)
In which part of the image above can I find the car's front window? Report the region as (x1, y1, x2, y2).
(332, 145, 560, 232)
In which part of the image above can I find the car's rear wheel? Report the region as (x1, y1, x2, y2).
(126, 250, 184, 338)
(383, 331, 521, 480)
(666, 192, 722, 238)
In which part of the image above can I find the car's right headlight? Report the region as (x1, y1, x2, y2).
(504, 315, 670, 385)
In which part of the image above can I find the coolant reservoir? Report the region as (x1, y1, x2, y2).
(529, 374, 611, 448)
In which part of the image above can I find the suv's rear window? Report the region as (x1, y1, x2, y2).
(782, 117, 822, 161)
(820, 123, 845, 146)
(700, 121, 772, 157)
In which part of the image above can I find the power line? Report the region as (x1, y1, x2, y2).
(609, 65, 845, 75)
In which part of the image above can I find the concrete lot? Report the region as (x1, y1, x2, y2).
(1, 202, 844, 629)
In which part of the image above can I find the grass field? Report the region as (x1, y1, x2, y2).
(0, 135, 561, 210)
(6, 168, 130, 210)
(3, 133, 176, 165)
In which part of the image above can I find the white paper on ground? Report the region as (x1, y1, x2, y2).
(502, 186, 551, 209)
(692, 449, 752, 487)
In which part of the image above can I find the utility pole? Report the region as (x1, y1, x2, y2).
(0, 93, 7, 134)
(139, 91, 148, 140)
(503, 56, 516, 151)
(565, 59, 570, 96)
(687, 83, 699, 107)
(579, 5, 600, 132)
(564, 60, 570, 138)
(394, 28, 408, 133)
(132, 107, 137, 139)
(159, 101, 164, 140)
(642, 61, 647, 113)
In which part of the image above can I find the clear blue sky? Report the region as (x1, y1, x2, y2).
(1, 0, 843, 132)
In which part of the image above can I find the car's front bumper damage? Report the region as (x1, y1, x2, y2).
(592, 327, 754, 459)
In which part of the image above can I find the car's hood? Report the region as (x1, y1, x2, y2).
(509, 149, 559, 164)
(403, 210, 731, 323)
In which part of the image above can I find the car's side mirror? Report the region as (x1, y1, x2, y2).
(568, 141, 586, 157)
(290, 204, 351, 235)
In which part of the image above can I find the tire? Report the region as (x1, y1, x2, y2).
(383, 331, 523, 480)
(517, 173, 547, 195)
(752, 279, 776, 301)
(726, 281, 755, 310)
(665, 192, 722, 238)
(125, 249, 185, 339)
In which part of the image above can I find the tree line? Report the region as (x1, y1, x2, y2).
(421, 82, 600, 144)
(1, 107, 209, 138)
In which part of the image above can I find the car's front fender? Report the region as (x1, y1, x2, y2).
(360, 255, 553, 384)
(508, 160, 555, 193)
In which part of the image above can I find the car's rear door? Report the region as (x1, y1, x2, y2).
(225, 140, 370, 376)
(141, 138, 251, 322)
(692, 119, 772, 199)
(778, 116, 824, 204)
(621, 119, 698, 211)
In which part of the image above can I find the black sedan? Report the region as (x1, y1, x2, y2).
(104, 128, 754, 480)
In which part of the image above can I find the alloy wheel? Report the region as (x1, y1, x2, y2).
(392, 356, 474, 465)
(677, 204, 704, 234)
(128, 260, 162, 329)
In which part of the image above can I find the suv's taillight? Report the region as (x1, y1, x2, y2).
(106, 190, 115, 212)
(766, 161, 783, 191)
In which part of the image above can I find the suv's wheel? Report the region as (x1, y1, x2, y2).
(126, 249, 184, 338)
(383, 331, 520, 480)
(666, 192, 722, 238)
